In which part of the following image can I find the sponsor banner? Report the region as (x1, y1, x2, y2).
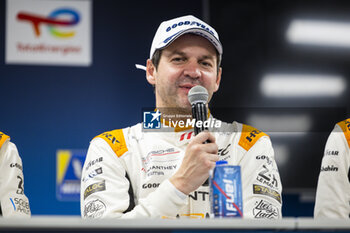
(56, 149, 86, 201)
(6, 0, 92, 66)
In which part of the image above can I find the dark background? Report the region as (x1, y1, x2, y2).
(1, 0, 349, 216)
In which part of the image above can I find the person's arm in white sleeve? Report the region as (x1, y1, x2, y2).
(80, 137, 187, 219)
(237, 127, 282, 219)
(0, 135, 31, 217)
(314, 123, 350, 219)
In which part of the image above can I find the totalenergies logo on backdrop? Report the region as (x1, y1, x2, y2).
(17, 8, 80, 38)
(6, 0, 91, 66)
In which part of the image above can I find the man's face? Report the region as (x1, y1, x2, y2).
(147, 34, 222, 109)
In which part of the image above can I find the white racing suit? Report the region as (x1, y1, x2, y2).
(314, 118, 350, 218)
(81, 119, 282, 219)
(0, 132, 31, 217)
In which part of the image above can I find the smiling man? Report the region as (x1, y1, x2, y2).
(81, 15, 282, 219)
(146, 33, 221, 110)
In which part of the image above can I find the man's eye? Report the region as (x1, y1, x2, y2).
(172, 57, 184, 62)
(201, 61, 212, 67)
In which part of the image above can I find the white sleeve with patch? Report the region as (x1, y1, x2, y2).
(0, 139, 31, 217)
(80, 138, 187, 218)
(238, 136, 282, 219)
(314, 123, 350, 219)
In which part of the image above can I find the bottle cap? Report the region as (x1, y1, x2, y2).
(215, 160, 228, 165)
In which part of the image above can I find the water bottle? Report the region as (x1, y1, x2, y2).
(210, 161, 243, 218)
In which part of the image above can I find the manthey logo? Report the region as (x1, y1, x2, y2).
(17, 8, 80, 38)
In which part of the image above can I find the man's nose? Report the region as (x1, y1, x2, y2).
(183, 61, 201, 79)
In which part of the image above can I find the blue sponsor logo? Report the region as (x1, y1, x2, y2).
(143, 110, 161, 129)
(56, 149, 86, 201)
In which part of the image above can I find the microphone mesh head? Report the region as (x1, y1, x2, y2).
(188, 85, 209, 105)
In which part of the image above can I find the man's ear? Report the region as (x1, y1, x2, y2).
(146, 59, 156, 85)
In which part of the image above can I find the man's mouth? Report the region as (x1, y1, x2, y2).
(179, 84, 197, 90)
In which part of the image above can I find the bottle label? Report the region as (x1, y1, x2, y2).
(210, 165, 243, 217)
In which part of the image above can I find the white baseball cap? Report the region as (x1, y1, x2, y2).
(149, 15, 223, 59)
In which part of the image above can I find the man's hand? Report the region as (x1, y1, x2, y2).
(170, 131, 219, 195)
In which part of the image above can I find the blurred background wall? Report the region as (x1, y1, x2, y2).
(1, 0, 349, 216)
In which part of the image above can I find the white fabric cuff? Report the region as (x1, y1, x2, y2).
(167, 179, 187, 200)
(146, 179, 188, 217)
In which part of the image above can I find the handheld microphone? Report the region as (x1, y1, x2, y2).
(188, 85, 209, 135)
(188, 85, 210, 186)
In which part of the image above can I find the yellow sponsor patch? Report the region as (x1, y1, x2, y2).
(180, 213, 205, 219)
(161, 213, 206, 219)
(253, 184, 281, 203)
(337, 118, 350, 149)
(0, 132, 10, 149)
(84, 180, 106, 200)
(94, 129, 128, 157)
(238, 124, 268, 151)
